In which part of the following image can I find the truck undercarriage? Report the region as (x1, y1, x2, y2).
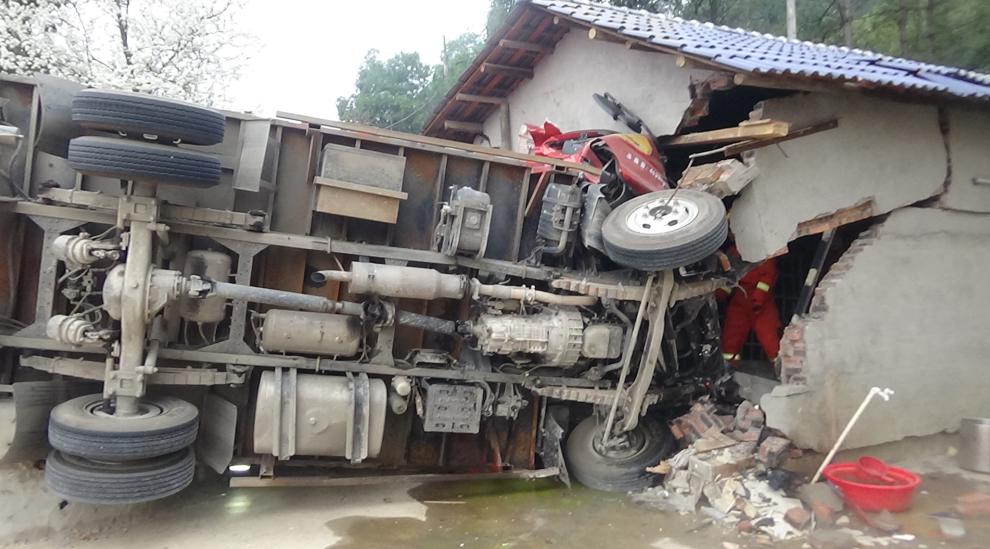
(0, 76, 734, 503)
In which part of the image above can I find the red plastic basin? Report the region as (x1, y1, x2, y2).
(823, 462, 922, 512)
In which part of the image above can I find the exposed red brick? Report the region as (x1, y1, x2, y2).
(784, 506, 812, 529)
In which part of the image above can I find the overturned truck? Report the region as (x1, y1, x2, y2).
(0, 75, 739, 503)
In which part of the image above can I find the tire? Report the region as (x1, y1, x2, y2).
(602, 189, 728, 270)
(565, 415, 676, 493)
(49, 394, 199, 461)
(72, 89, 225, 146)
(45, 448, 195, 505)
(68, 136, 221, 187)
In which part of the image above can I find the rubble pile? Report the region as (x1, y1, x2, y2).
(632, 397, 934, 546)
(634, 397, 811, 541)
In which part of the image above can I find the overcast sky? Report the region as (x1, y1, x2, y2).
(226, 0, 491, 119)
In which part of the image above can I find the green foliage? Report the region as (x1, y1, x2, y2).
(339, 0, 990, 133)
(336, 33, 484, 133)
(607, 0, 990, 71)
(487, 0, 515, 37)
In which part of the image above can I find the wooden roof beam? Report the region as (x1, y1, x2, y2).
(444, 120, 485, 134)
(454, 93, 508, 105)
(499, 39, 552, 55)
(480, 63, 534, 79)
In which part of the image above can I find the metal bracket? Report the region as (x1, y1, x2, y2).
(270, 367, 297, 460)
(346, 372, 370, 463)
(116, 194, 159, 225)
(200, 239, 268, 354)
(15, 216, 86, 337)
(19, 355, 246, 385)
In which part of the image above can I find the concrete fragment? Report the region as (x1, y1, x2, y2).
(757, 436, 791, 468)
(692, 427, 740, 453)
(730, 93, 946, 263)
(798, 483, 844, 512)
(678, 159, 758, 198)
(784, 506, 812, 529)
(631, 486, 699, 515)
(932, 514, 966, 540)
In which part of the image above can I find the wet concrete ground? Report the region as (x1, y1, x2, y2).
(1, 435, 988, 548)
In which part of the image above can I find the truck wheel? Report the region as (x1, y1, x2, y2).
(565, 415, 675, 492)
(68, 136, 221, 187)
(49, 394, 198, 461)
(45, 447, 195, 505)
(602, 189, 727, 270)
(72, 89, 225, 145)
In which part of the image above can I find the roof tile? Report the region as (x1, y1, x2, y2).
(534, 0, 990, 100)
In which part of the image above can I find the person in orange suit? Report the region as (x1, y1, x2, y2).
(719, 244, 781, 365)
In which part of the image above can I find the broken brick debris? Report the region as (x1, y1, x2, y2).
(677, 159, 758, 198)
(669, 397, 733, 443)
(757, 436, 792, 468)
(635, 397, 809, 542)
(784, 506, 812, 529)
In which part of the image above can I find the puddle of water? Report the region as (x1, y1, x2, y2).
(327, 479, 768, 549)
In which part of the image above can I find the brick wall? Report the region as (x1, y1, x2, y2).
(776, 225, 881, 385)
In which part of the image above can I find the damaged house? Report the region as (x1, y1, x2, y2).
(425, 0, 990, 452)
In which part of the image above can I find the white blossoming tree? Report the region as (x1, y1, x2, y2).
(0, 0, 250, 105)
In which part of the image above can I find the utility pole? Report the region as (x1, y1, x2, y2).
(786, 0, 797, 40)
(838, 0, 854, 46)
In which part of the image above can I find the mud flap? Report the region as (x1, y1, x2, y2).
(539, 406, 570, 487)
(197, 392, 238, 474)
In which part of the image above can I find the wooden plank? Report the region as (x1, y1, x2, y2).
(314, 185, 401, 224)
(721, 119, 839, 156)
(793, 200, 875, 239)
(498, 39, 551, 54)
(313, 176, 408, 200)
(660, 119, 790, 147)
(454, 93, 507, 105)
(444, 120, 485, 134)
(319, 143, 406, 192)
(480, 63, 533, 79)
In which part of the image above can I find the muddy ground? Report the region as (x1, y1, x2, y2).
(1, 435, 988, 548)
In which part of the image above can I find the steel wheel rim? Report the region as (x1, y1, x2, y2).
(625, 195, 699, 235)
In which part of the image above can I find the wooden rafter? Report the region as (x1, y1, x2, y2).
(454, 93, 508, 105)
(444, 120, 485, 134)
(499, 39, 551, 55)
(480, 63, 534, 80)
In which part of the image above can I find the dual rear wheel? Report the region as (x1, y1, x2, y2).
(46, 394, 199, 504)
(46, 88, 218, 504)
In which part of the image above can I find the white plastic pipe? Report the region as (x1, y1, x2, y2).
(811, 386, 895, 483)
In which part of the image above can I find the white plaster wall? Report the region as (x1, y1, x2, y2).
(730, 93, 948, 262)
(938, 106, 990, 213)
(762, 207, 990, 451)
(482, 31, 711, 151)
